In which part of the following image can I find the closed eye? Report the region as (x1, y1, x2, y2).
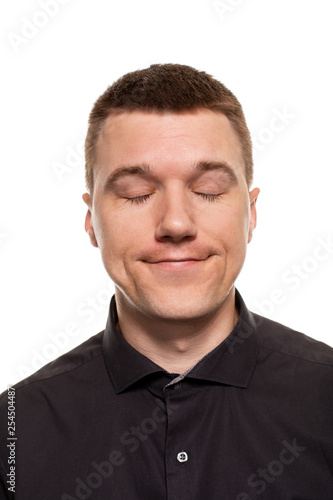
(194, 192, 223, 201)
(125, 192, 224, 204)
(125, 194, 152, 205)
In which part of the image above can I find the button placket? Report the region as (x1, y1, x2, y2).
(173, 382, 182, 390)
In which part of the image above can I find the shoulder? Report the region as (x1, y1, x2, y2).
(253, 312, 333, 367)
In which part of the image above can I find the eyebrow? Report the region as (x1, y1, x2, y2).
(103, 160, 238, 192)
(193, 161, 239, 184)
(103, 165, 151, 192)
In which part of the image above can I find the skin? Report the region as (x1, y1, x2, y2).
(83, 109, 259, 373)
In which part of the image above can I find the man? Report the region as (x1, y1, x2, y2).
(1, 64, 332, 499)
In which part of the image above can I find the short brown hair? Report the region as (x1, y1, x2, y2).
(85, 64, 253, 193)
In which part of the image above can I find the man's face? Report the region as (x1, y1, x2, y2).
(83, 109, 259, 322)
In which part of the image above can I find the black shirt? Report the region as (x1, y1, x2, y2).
(1, 290, 333, 500)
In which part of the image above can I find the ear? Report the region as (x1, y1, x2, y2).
(82, 193, 98, 248)
(248, 187, 260, 243)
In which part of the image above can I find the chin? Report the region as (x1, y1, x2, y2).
(138, 292, 225, 323)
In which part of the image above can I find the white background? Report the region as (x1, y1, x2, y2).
(1, 0, 332, 393)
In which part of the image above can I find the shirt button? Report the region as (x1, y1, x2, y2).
(173, 382, 182, 390)
(177, 451, 188, 463)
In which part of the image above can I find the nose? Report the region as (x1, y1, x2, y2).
(154, 188, 197, 242)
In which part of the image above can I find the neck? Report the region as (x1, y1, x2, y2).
(115, 288, 238, 374)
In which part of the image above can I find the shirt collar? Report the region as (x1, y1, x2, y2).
(102, 289, 258, 394)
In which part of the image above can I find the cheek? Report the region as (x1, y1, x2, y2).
(203, 203, 250, 248)
(96, 209, 147, 262)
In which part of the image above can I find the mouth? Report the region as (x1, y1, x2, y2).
(144, 257, 209, 271)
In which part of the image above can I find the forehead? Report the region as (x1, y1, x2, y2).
(94, 109, 245, 183)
